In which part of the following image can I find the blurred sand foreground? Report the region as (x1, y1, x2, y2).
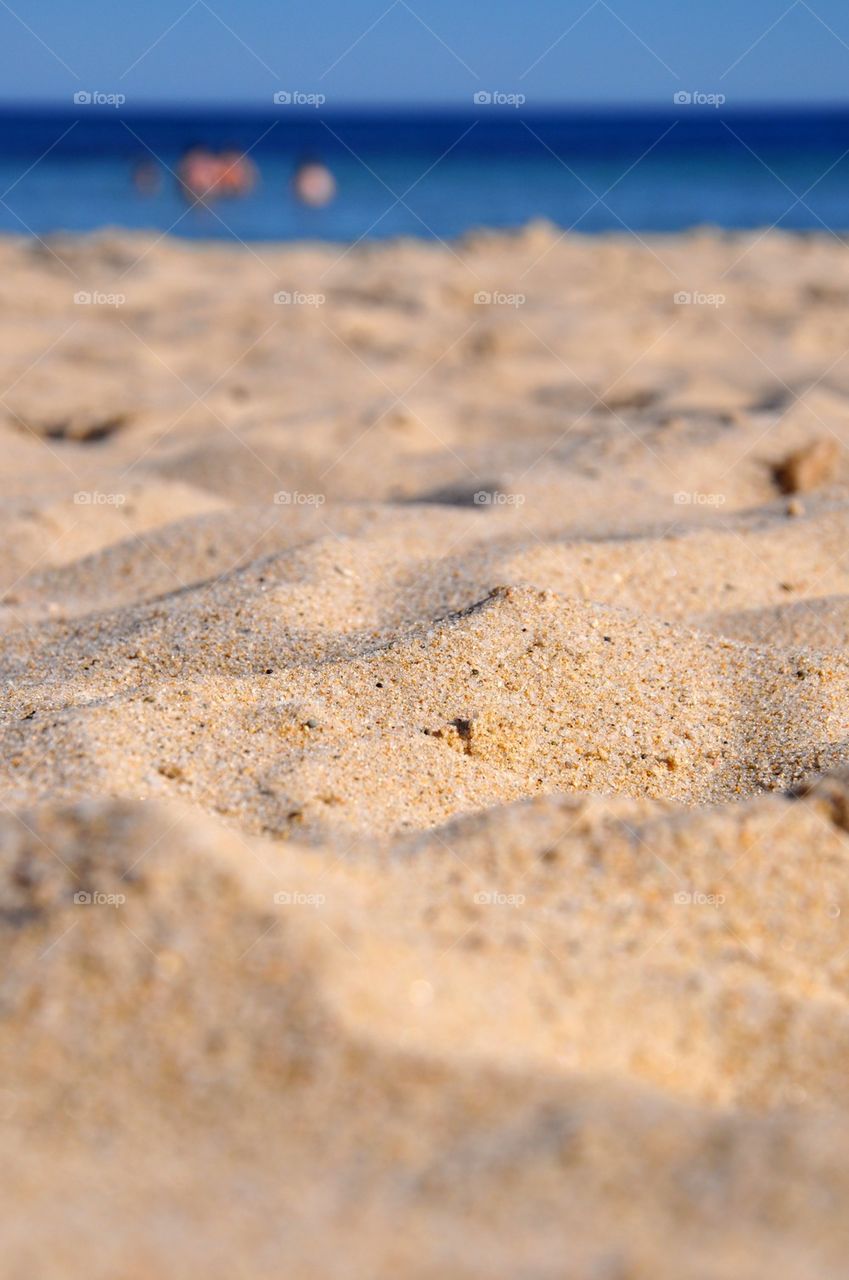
(3, 223, 849, 1277)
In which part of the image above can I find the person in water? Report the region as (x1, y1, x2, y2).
(292, 156, 336, 208)
(218, 150, 257, 197)
(177, 147, 256, 203)
(132, 159, 162, 196)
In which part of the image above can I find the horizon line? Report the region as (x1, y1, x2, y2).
(1, 97, 849, 114)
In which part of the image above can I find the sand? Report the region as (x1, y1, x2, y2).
(3, 222, 849, 1276)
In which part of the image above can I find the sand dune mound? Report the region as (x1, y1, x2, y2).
(2, 790, 849, 1278)
(387, 780, 849, 1107)
(2, 584, 848, 837)
(0, 799, 335, 1110)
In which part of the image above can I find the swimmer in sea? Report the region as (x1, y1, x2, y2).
(177, 146, 221, 203)
(292, 156, 336, 208)
(132, 159, 161, 196)
(218, 150, 258, 197)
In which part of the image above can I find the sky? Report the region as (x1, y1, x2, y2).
(0, 0, 847, 107)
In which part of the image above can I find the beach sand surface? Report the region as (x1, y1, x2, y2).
(3, 224, 849, 1277)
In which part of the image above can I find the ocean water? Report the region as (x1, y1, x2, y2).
(1, 105, 848, 242)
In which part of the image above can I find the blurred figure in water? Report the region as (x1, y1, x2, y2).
(218, 150, 258, 197)
(132, 158, 161, 196)
(178, 146, 220, 202)
(292, 156, 336, 208)
(177, 147, 256, 203)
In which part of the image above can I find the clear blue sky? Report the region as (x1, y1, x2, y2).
(1, 0, 847, 106)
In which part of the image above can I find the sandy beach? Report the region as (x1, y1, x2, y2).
(3, 222, 849, 1276)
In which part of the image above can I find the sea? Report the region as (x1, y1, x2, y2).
(0, 104, 848, 242)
